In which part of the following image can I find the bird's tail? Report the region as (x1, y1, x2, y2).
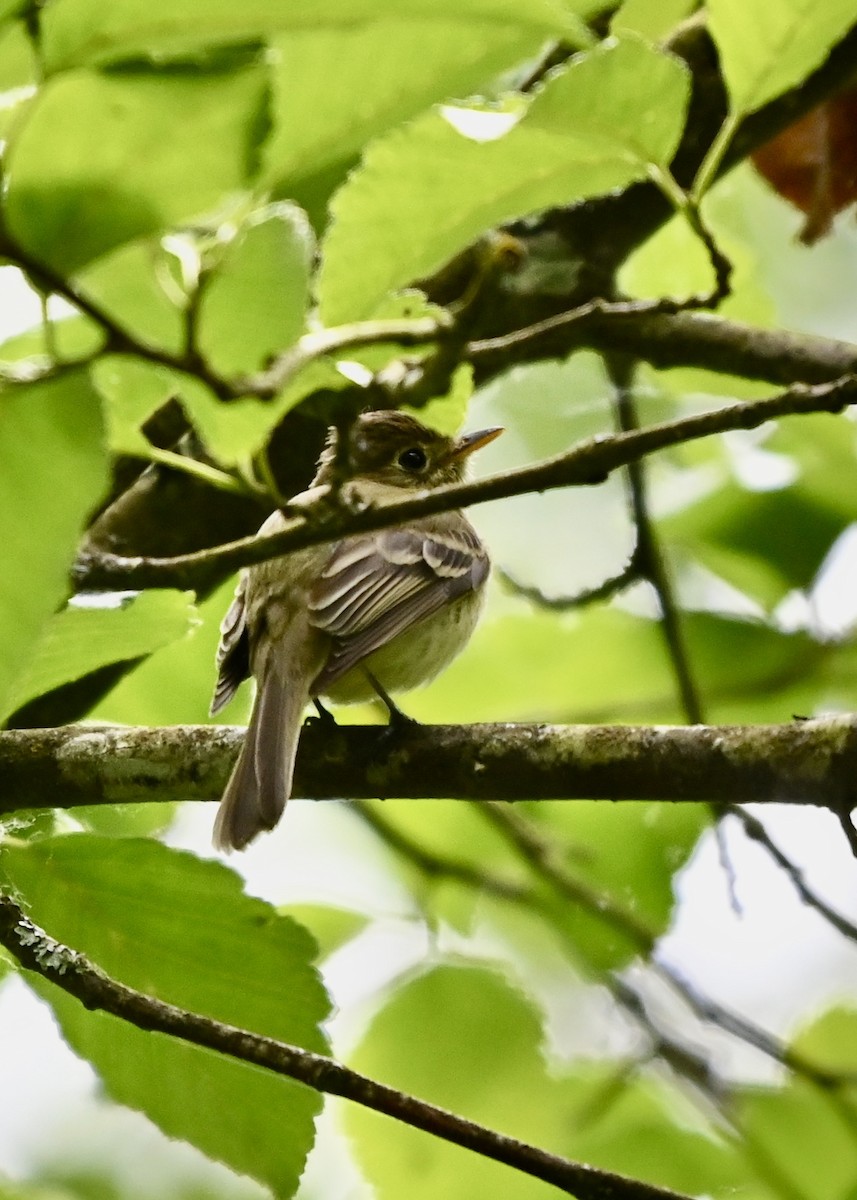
(213, 665, 307, 851)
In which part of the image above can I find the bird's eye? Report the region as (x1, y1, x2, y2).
(397, 446, 428, 472)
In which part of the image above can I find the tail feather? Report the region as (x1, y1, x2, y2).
(213, 667, 307, 851)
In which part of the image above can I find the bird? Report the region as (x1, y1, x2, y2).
(210, 409, 502, 850)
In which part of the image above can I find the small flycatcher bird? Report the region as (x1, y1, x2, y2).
(211, 410, 502, 850)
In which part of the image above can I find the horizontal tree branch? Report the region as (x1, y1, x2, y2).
(0, 891, 690, 1200)
(2, 718, 856, 814)
(73, 375, 857, 594)
(470, 309, 857, 388)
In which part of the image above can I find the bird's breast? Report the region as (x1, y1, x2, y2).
(321, 588, 484, 705)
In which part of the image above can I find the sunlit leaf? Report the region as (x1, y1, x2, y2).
(348, 963, 745, 1199)
(40, 0, 573, 73)
(5, 65, 268, 272)
(2, 836, 330, 1196)
(5, 591, 197, 715)
(92, 578, 246, 726)
(610, 0, 695, 40)
(0, 372, 108, 723)
(197, 203, 314, 378)
(708, 0, 857, 116)
(76, 239, 186, 355)
(791, 1005, 857, 1074)
(91, 356, 177, 457)
(318, 38, 690, 321)
(263, 18, 579, 196)
(737, 1077, 857, 1200)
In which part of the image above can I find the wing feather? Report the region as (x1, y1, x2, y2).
(210, 574, 250, 714)
(309, 521, 488, 694)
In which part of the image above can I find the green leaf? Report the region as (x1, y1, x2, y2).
(737, 1077, 857, 1200)
(348, 964, 743, 1199)
(0, 315, 104, 369)
(0, 372, 108, 723)
(5, 590, 197, 715)
(407, 601, 818, 727)
(75, 239, 187, 356)
(347, 963, 561, 1199)
(707, 0, 857, 116)
(0, 0, 28, 22)
(525, 798, 707, 971)
(610, 0, 696, 40)
(94, 355, 275, 468)
(74, 800, 180, 841)
(197, 202, 314, 378)
(262, 18, 574, 195)
(665, 474, 850, 599)
(768, 413, 857, 519)
(467, 354, 636, 598)
(564, 1067, 752, 1198)
(0, 19, 36, 139)
(40, 0, 573, 73)
(92, 577, 249, 726)
(0, 1179, 75, 1200)
(282, 903, 369, 961)
(318, 38, 691, 321)
(5, 64, 268, 273)
(178, 357, 350, 466)
(91, 356, 177, 457)
(2, 836, 331, 1196)
(790, 1005, 857, 1074)
(403, 363, 474, 435)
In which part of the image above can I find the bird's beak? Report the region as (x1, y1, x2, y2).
(449, 426, 504, 460)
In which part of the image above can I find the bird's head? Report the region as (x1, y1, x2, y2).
(315, 410, 503, 490)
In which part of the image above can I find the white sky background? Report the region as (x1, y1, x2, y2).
(3, 174, 857, 1195)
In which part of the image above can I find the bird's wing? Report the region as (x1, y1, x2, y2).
(210, 573, 250, 714)
(309, 523, 488, 692)
(209, 508, 292, 715)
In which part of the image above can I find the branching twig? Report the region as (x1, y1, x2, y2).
(479, 802, 658, 954)
(652, 959, 855, 1090)
(73, 375, 857, 593)
(498, 559, 640, 611)
(0, 890, 693, 1200)
(239, 316, 452, 398)
(607, 357, 703, 725)
(352, 801, 532, 902)
(479, 804, 855, 1089)
(729, 807, 857, 944)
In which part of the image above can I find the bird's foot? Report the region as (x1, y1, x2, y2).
(306, 697, 338, 729)
(365, 670, 419, 732)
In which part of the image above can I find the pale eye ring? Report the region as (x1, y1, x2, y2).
(397, 446, 427, 471)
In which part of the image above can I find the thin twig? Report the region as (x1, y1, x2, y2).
(73, 375, 857, 594)
(729, 807, 857, 944)
(352, 801, 532, 902)
(607, 357, 703, 724)
(606, 975, 727, 1102)
(608, 357, 742, 906)
(240, 315, 452, 398)
(480, 802, 659, 955)
(498, 559, 640, 611)
(479, 803, 856, 1089)
(652, 958, 856, 1089)
(0, 890, 693, 1200)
